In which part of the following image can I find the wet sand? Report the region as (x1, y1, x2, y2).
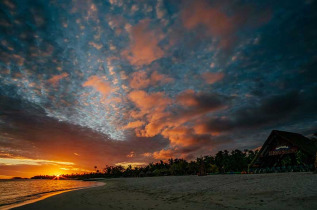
(14, 173, 317, 210)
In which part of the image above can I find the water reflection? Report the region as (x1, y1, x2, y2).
(0, 179, 103, 209)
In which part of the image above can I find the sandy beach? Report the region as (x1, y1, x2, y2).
(13, 173, 317, 210)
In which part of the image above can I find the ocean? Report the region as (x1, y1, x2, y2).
(0, 179, 104, 209)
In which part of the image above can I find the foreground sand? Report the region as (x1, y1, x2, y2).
(15, 173, 317, 210)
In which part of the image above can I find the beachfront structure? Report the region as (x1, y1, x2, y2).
(249, 130, 317, 172)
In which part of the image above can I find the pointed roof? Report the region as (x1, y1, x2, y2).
(269, 130, 317, 156)
(249, 130, 317, 168)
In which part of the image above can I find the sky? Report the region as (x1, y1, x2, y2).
(0, 0, 316, 178)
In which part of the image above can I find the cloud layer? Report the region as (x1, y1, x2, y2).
(0, 0, 316, 177)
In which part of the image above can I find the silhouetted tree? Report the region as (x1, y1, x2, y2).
(31, 148, 313, 179)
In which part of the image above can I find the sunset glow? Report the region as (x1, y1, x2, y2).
(0, 0, 316, 179)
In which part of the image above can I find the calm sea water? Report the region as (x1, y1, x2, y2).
(0, 179, 104, 209)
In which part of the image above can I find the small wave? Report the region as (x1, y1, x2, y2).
(1, 187, 78, 206)
(0, 180, 104, 210)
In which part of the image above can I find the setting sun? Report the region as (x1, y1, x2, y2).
(52, 174, 62, 180)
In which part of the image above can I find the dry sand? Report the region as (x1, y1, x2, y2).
(15, 173, 317, 210)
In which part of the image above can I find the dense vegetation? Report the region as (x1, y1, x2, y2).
(32, 149, 257, 179)
(31, 149, 314, 180)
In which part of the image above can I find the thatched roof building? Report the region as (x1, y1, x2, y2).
(249, 130, 317, 170)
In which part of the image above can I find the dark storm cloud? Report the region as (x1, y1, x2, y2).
(176, 90, 230, 117)
(198, 91, 317, 133)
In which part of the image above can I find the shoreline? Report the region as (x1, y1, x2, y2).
(1, 189, 73, 210)
(12, 173, 317, 210)
(1, 181, 105, 210)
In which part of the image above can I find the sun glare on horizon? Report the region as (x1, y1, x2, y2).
(52, 174, 61, 180)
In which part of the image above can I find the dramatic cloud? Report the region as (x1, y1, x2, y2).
(0, 96, 169, 177)
(123, 120, 145, 129)
(128, 90, 171, 115)
(176, 90, 229, 118)
(0, 0, 316, 177)
(177, 90, 227, 109)
(129, 71, 150, 89)
(122, 19, 164, 66)
(129, 71, 174, 89)
(83, 76, 112, 97)
(181, 0, 271, 49)
(153, 149, 175, 160)
(125, 89, 229, 150)
(195, 91, 315, 134)
(182, 0, 233, 48)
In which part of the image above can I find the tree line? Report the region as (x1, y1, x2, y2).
(32, 149, 258, 179)
(31, 149, 313, 180)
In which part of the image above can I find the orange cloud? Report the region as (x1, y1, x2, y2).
(153, 149, 175, 160)
(127, 88, 228, 148)
(129, 71, 150, 89)
(182, 0, 233, 48)
(123, 120, 145, 129)
(176, 90, 227, 111)
(129, 70, 174, 89)
(48, 73, 68, 86)
(183, 2, 230, 36)
(152, 147, 195, 160)
(126, 151, 135, 158)
(161, 127, 194, 147)
(128, 90, 171, 112)
(142, 152, 152, 157)
(202, 72, 225, 84)
(177, 89, 198, 106)
(115, 162, 146, 168)
(128, 90, 172, 137)
(194, 123, 220, 136)
(161, 125, 214, 147)
(182, 0, 271, 49)
(128, 89, 228, 139)
(122, 19, 164, 66)
(136, 112, 171, 137)
(150, 71, 174, 85)
(82, 75, 111, 97)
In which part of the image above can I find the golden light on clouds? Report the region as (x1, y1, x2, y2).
(115, 162, 147, 168)
(0, 158, 74, 166)
(0, 0, 314, 179)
